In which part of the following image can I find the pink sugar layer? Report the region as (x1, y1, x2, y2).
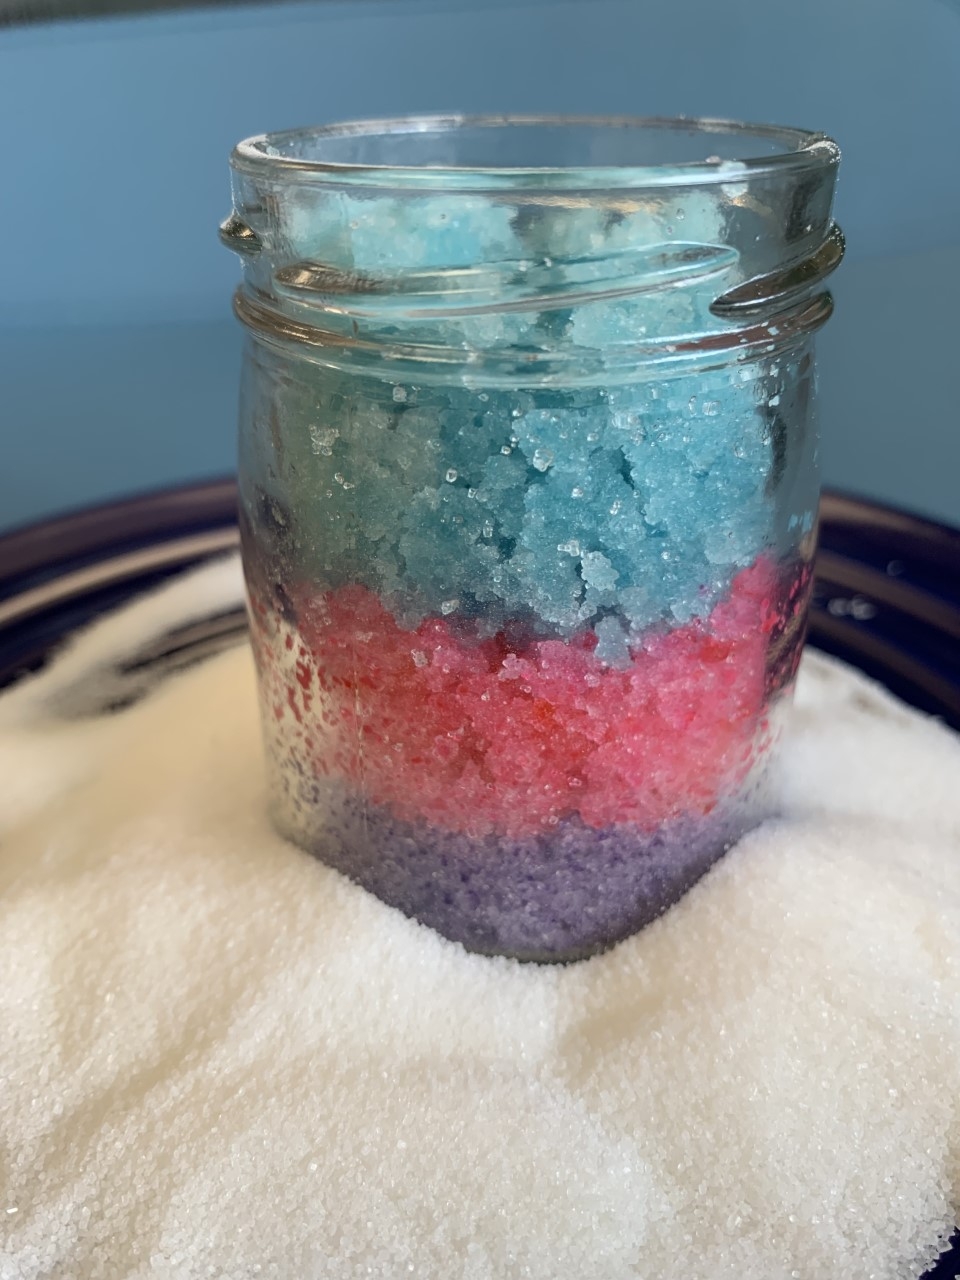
(271, 560, 788, 840)
(273, 779, 770, 961)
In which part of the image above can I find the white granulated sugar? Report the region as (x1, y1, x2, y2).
(0, 561, 959, 1280)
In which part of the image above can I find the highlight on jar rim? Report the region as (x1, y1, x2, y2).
(229, 113, 839, 186)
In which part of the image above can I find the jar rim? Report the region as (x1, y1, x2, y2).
(231, 114, 840, 191)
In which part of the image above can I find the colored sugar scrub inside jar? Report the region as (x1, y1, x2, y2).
(224, 115, 842, 961)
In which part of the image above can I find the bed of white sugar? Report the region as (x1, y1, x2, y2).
(0, 556, 958, 1280)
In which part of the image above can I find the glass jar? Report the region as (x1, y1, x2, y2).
(222, 115, 841, 962)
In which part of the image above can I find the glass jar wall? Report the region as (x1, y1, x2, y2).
(223, 116, 841, 961)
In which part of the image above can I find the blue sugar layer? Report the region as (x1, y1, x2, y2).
(272, 783, 766, 962)
(242, 180, 785, 635)
(262, 364, 777, 637)
(278, 188, 742, 354)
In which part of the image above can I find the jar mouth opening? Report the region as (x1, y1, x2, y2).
(231, 114, 839, 191)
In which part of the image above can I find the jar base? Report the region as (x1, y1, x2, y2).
(271, 783, 773, 963)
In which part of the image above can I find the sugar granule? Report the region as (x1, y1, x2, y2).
(0, 558, 958, 1280)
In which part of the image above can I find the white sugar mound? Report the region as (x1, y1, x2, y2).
(0, 559, 958, 1280)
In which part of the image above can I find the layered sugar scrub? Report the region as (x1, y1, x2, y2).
(225, 116, 841, 959)
(243, 373, 814, 960)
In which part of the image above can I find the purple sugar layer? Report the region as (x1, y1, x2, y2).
(274, 781, 767, 962)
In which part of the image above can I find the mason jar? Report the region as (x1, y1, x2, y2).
(222, 115, 842, 962)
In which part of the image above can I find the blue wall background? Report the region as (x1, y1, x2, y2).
(1, 0, 959, 531)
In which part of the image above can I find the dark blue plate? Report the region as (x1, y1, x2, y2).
(0, 481, 957, 1277)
